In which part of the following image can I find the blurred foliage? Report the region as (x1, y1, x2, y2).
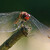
(0, 0, 50, 26)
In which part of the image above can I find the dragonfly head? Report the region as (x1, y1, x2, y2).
(19, 12, 31, 21)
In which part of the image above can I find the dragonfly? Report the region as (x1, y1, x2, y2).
(0, 11, 50, 38)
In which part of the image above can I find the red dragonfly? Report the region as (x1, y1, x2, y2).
(0, 11, 50, 37)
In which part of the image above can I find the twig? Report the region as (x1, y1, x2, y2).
(0, 27, 28, 50)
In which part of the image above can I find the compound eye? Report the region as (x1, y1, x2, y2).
(27, 14, 30, 17)
(22, 13, 27, 19)
(24, 14, 31, 21)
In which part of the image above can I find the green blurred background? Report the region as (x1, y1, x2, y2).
(0, 0, 50, 26)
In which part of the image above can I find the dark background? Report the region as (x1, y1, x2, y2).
(0, 0, 50, 26)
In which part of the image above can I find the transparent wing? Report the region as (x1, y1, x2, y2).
(0, 11, 22, 32)
(27, 15, 50, 37)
